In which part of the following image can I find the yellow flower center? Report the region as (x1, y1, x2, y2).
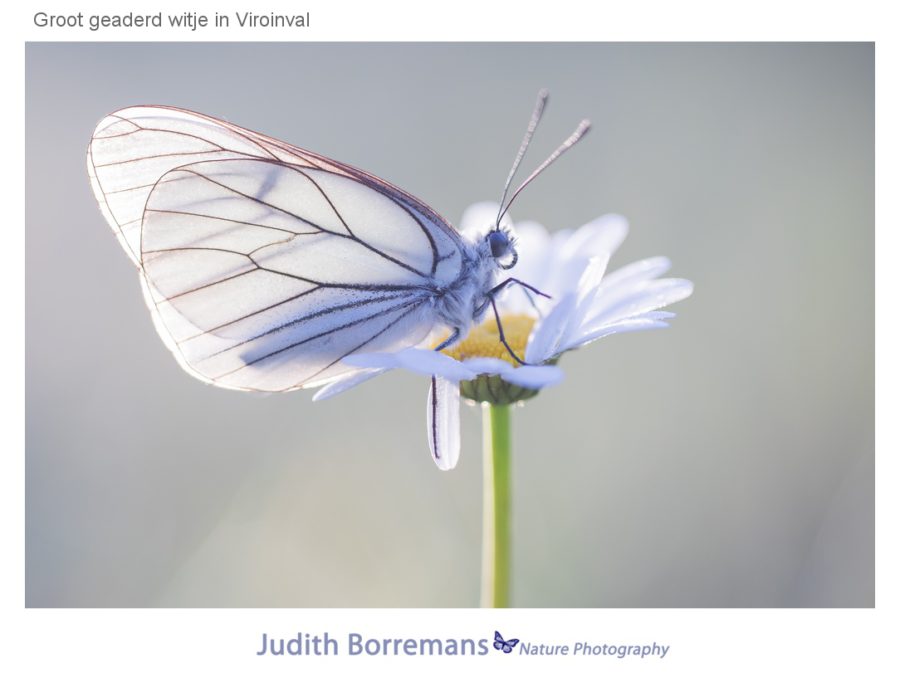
(439, 314, 536, 367)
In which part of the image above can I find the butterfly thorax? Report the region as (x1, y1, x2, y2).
(430, 237, 500, 344)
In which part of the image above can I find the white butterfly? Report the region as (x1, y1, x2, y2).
(87, 92, 589, 468)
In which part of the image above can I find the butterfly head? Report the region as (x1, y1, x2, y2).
(486, 228, 518, 270)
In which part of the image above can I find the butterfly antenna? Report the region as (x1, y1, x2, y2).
(495, 89, 550, 228)
(497, 118, 592, 225)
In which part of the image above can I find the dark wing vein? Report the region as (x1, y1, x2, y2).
(290, 304, 425, 390)
(199, 291, 417, 359)
(285, 165, 432, 278)
(145, 208, 320, 238)
(212, 298, 423, 380)
(94, 149, 229, 168)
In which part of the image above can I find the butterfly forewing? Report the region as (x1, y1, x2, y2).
(88, 106, 465, 268)
(89, 106, 466, 391)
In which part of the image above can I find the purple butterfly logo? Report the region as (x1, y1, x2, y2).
(493, 631, 519, 654)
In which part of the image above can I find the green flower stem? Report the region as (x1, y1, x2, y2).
(481, 402, 511, 608)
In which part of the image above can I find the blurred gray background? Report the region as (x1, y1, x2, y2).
(25, 43, 873, 607)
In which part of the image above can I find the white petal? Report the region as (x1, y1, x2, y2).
(508, 221, 552, 289)
(567, 317, 671, 350)
(312, 369, 386, 401)
(597, 256, 672, 292)
(426, 377, 461, 471)
(567, 255, 611, 326)
(549, 227, 575, 256)
(529, 215, 628, 305)
(643, 310, 676, 321)
(343, 351, 405, 371)
(461, 357, 514, 375)
(541, 224, 618, 302)
(394, 349, 477, 380)
(502, 220, 553, 310)
(458, 201, 515, 240)
(525, 291, 577, 364)
(346, 348, 476, 381)
(510, 227, 576, 306)
(512, 220, 551, 254)
(559, 214, 629, 263)
(576, 254, 612, 297)
(501, 364, 564, 389)
(588, 278, 694, 328)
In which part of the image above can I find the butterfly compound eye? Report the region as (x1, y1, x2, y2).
(488, 229, 510, 258)
(488, 230, 518, 270)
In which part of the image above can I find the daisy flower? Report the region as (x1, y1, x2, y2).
(324, 201, 694, 470)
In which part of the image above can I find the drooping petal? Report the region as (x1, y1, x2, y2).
(500, 364, 564, 389)
(346, 348, 476, 382)
(311, 368, 386, 401)
(426, 376, 461, 471)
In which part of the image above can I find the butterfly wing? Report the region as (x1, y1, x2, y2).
(88, 107, 467, 391)
(88, 105, 467, 270)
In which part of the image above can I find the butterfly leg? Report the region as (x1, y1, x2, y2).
(434, 327, 462, 352)
(489, 295, 528, 366)
(482, 278, 550, 360)
(490, 277, 551, 317)
(489, 277, 552, 300)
